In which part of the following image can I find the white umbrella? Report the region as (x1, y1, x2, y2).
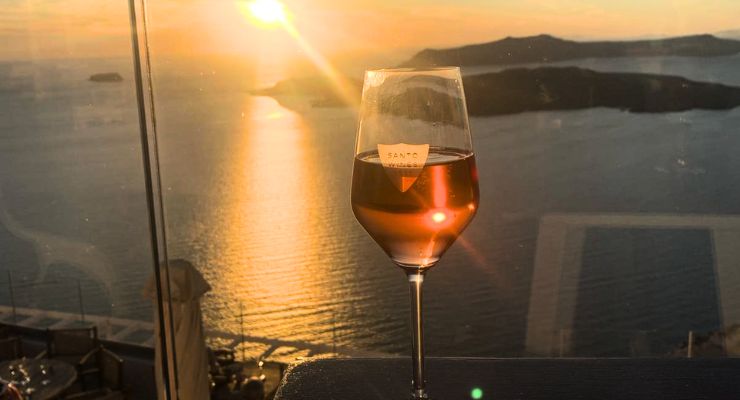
(145, 259, 211, 400)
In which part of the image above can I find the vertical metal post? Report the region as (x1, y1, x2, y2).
(240, 302, 246, 362)
(332, 314, 337, 355)
(8, 271, 17, 323)
(128, 0, 178, 398)
(77, 280, 86, 322)
(559, 329, 564, 357)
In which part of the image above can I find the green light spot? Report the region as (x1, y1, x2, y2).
(471, 387, 483, 399)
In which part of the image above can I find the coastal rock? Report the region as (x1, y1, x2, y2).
(89, 72, 123, 83)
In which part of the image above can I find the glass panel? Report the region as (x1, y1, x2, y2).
(139, 0, 740, 396)
(0, 1, 164, 399)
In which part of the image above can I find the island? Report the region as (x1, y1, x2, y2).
(401, 34, 740, 67)
(89, 72, 123, 83)
(464, 67, 740, 115)
(253, 67, 740, 116)
(251, 76, 361, 108)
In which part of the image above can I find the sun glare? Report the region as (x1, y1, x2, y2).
(236, 0, 359, 108)
(247, 0, 287, 24)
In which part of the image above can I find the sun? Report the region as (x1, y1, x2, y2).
(247, 0, 287, 24)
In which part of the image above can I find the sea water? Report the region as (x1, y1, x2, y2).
(1, 55, 739, 358)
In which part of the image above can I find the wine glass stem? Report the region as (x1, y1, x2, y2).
(407, 270, 428, 399)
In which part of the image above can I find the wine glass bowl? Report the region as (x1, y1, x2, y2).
(351, 148, 478, 269)
(352, 67, 479, 270)
(351, 67, 478, 399)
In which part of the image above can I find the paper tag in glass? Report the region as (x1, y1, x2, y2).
(377, 143, 430, 192)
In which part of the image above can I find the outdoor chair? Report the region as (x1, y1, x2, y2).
(0, 324, 11, 339)
(0, 336, 23, 361)
(65, 346, 125, 399)
(37, 327, 100, 389)
(37, 327, 99, 364)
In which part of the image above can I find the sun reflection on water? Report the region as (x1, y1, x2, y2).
(200, 94, 342, 352)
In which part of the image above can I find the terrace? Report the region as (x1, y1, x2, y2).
(2, 0, 740, 399)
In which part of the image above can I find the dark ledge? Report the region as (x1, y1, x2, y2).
(274, 357, 740, 400)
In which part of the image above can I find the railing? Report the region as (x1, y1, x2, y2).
(2, 271, 89, 324)
(0, 304, 389, 362)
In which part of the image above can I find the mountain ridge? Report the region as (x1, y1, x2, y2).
(402, 34, 740, 67)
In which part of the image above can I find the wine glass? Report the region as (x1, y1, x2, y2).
(351, 67, 479, 399)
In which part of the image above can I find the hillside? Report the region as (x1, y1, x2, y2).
(402, 34, 740, 67)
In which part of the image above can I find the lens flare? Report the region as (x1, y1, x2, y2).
(432, 212, 447, 223)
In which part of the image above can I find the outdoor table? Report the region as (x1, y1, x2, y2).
(222, 360, 285, 396)
(245, 360, 284, 396)
(0, 359, 77, 400)
(275, 357, 740, 400)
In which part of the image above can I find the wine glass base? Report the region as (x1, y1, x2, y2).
(411, 388, 429, 399)
(394, 260, 438, 271)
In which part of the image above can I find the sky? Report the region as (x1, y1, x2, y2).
(2, 0, 740, 62)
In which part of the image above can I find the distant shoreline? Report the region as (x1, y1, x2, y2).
(254, 66, 740, 116)
(401, 34, 740, 67)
